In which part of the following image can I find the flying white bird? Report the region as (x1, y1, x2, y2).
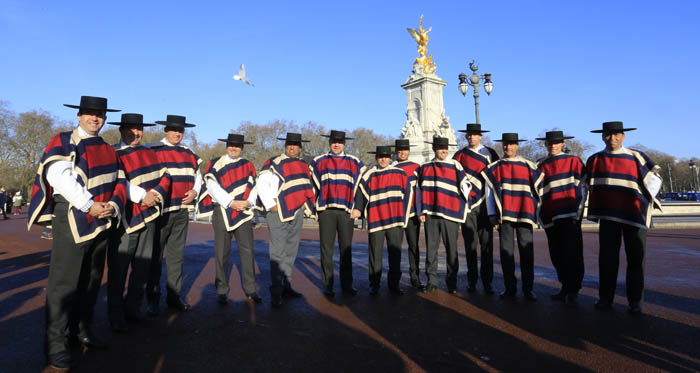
(233, 64, 254, 86)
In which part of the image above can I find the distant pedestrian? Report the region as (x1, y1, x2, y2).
(13, 191, 22, 215)
(0, 188, 7, 219)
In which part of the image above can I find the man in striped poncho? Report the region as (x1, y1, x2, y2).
(107, 113, 171, 333)
(536, 131, 586, 306)
(483, 133, 544, 301)
(586, 121, 662, 314)
(310, 130, 365, 297)
(354, 145, 411, 295)
(416, 136, 473, 293)
(147, 115, 202, 314)
(196, 134, 261, 305)
(27, 96, 126, 370)
(453, 123, 500, 294)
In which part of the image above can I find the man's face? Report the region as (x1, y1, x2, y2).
(329, 139, 345, 155)
(603, 132, 625, 151)
(226, 143, 243, 159)
(396, 149, 410, 162)
(285, 142, 301, 158)
(546, 140, 564, 156)
(376, 155, 391, 168)
(503, 141, 519, 158)
(433, 145, 449, 160)
(119, 124, 144, 146)
(467, 133, 482, 148)
(165, 126, 184, 145)
(77, 109, 106, 136)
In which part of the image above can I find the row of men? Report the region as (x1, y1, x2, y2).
(28, 96, 662, 371)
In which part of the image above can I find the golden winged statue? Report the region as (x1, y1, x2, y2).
(407, 15, 436, 74)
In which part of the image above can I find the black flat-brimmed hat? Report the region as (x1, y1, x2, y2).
(277, 132, 310, 143)
(368, 145, 393, 156)
(394, 139, 416, 150)
(155, 115, 196, 128)
(426, 136, 457, 147)
(64, 96, 120, 112)
(218, 133, 252, 144)
(535, 130, 574, 141)
(495, 133, 526, 142)
(107, 113, 155, 127)
(321, 130, 354, 141)
(590, 121, 636, 133)
(458, 123, 490, 134)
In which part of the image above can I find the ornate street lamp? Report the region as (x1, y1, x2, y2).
(690, 161, 698, 192)
(458, 60, 493, 124)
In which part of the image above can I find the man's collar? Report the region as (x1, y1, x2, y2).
(328, 151, 345, 156)
(469, 144, 484, 151)
(161, 138, 176, 146)
(77, 126, 92, 138)
(225, 154, 240, 162)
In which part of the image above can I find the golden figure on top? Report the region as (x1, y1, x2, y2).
(407, 15, 436, 74)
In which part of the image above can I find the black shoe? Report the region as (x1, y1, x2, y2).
(524, 291, 537, 301)
(550, 289, 566, 301)
(483, 284, 495, 294)
(467, 284, 477, 293)
(217, 294, 228, 305)
(110, 318, 129, 333)
(500, 290, 517, 299)
(388, 286, 404, 296)
(124, 312, 150, 324)
(246, 293, 263, 304)
(323, 287, 335, 298)
(271, 294, 283, 308)
(146, 297, 160, 316)
(342, 286, 358, 296)
(594, 299, 613, 310)
(166, 296, 191, 312)
(410, 279, 423, 288)
(447, 286, 457, 294)
(369, 286, 379, 295)
(48, 351, 73, 371)
(282, 287, 303, 298)
(79, 331, 108, 349)
(564, 294, 578, 307)
(423, 284, 438, 293)
(628, 302, 642, 314)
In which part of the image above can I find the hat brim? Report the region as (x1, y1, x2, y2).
(457, 130, 490, 133)
(321, 135, 354, 140)
(277, 137, 310, 143)
(64, 104, 121, 112)
(107, 122, 156, 127)
(155, 121, 196, 128)
(367, 152, 393, 155)
(218, 139, 253, 144)
(425, 141, 458, 146)
(535, 136, 574, 141)
(494, 139, 527, 142)
(590, 128, 636, 133)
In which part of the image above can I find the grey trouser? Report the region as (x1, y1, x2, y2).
(598, 219, 647, 305)
(212, 207, 258, 296)
(149, 208, 189, 300)
(319, 208, 354, 289)
(45, 197, 108, 355)
(404, 216, 421, 283)
(107, 221, 154, 321)
(267, 209, 304, 297)
(499, 222, 534, 293)
(461, 204, 494, 287)
(368, 226, 403, 288)
(424, 215, 460, 288)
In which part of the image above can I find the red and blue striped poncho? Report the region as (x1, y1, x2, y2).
(310, 153, 365, 212)
(258, 155, 316, 222)
(357, 166, 411, 233)
(453, 147, 498, 208)
(537, 153, 587, 228)
(416, 159, 471, 224)
(196, 156, 256, 231)
(27, 129, 127, 243)
(482, 157, 544, 228)
(394, 160, 419, 218)
(585, 148, 661, 229)
(148, 140, 201, 213)
(115, 144, 171, 234)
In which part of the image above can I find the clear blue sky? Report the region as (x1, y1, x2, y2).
(2, 0, 698, 158)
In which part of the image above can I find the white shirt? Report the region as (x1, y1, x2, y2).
(205, 155, 258, 208)
(45, 127, 95, 212)
(257, 154, 287, 211)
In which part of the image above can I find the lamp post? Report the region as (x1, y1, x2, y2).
(690, 161, 699, 192)
(458, 60, 493, 124)
(668, 164, 674, 193)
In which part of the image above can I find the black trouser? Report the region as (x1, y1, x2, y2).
(461, 204, 494, 287)
(148, 208, 189, 302)
(107, 221, 154, 322)
(544, 218, 584, 295)
(319, 208, 355, 289)
(45, 197, 108, 355)
(598, 219, 647, 305)
(212, 208, 258, 296)
(404, 216, 421, 283)
(368, 226, 403, 289)
(499, 221, 534, 293)
(424, 215, 459, 288)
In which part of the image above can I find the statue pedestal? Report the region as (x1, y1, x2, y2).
(400, 62, 458, 163)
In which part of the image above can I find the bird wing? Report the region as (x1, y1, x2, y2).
(407, 28, 420, 42)
(238, 64, 246, 79)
